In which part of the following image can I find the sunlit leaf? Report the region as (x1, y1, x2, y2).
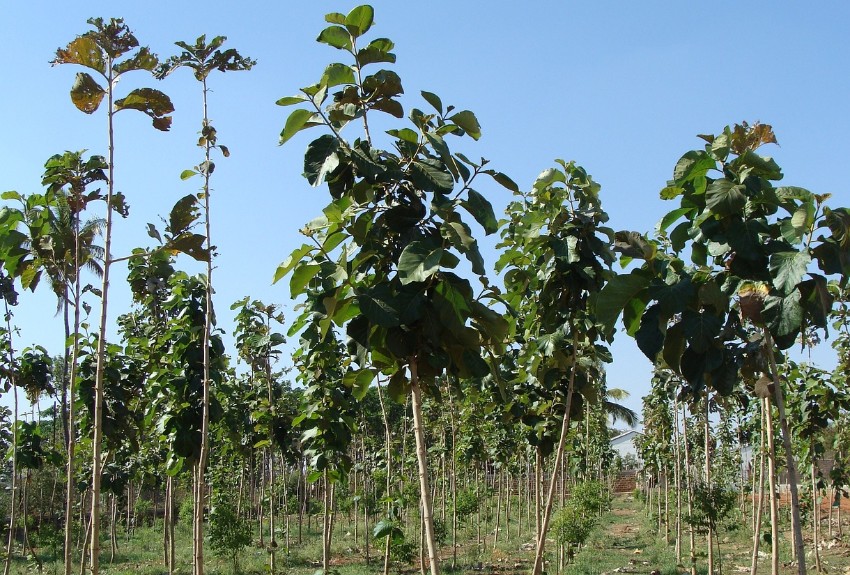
(69, 72, 105, 114)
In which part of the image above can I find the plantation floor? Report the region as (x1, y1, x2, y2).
(12, 494, 850, 575)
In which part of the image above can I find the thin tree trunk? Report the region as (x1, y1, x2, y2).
(90, 59, 117, 575)
(682, 402, 697, 575)
(3, 296, 19, 575)
(751, 405, 767, 575)
(765, 397, 780, 575)
(811, 460, 822, 573)
(764, 330, 806, 575)
(409, 361, 440, 575)
(376, 377, 393, 575)
(705, 396, 714, 575)
(673, 396, 683, 566)
(531, 333, 579, 575)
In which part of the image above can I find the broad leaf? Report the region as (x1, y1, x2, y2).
(70, 72, 105, 114)
(54, 37, 106, 74)
(409, 161, 453, 193)
(280, 109, 320, 145)
(448, 110, 481, 140)
(317, 26, 352, 50)
(345, 5, 374, 37)
(398, 241, 443, 285)
(168, 194, 200, 235)
(462, 189, 498, 235)
(705, 178, 746, 216)
(114, 88, 174, 131)
(290, 263, 322, 295)
(421, 90, 443, 114)
(770, 250, 811, 295)
(168, 233, 208, 262)
(595, 271, 651, 337)
(320, 62, 355, 88)
(304, 135, 340, 186)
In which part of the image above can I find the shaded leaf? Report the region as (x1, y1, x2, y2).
(398, 241, 443, 285)
(462, 189, 498, 234)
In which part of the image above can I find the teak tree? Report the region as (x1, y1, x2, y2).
(156, 35, 254, 575)
(52, 18, 173, 575)
(275, 6, 511, 574)
(599, 123, 850, 575)
(496, 161, 616, 575)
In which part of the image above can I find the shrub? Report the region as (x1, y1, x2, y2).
(208, 499, 252, 572)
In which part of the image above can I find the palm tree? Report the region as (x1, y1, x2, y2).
(39, 150, 106, 575)
(605, 388, 639, 428)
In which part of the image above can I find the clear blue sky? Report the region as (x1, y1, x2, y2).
(2, 2, 849, 420)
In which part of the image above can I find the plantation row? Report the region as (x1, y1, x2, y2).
(1, 4, 849, 575)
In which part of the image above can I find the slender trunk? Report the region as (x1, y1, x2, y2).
(531, 333, 579, 575)
(764, 330, 806, 575)
(751, 406, 767, 575)
(323, 472, 331, 574)
(493, 469, 502, 551)
(448, 385, 458, 570)
(705, 396, 714, 575)
(376, 377, 393, 575)
(90, 60, 117, 575)
(193, 81, 215, 575)
(682, 402, 697, 575)
(109, 493, 117, 563)
(3, 294, 20, 575)
(811, 460, 822, 573)
(409, 361, 440, 575)
(673, 396, 683, 565)
(765, 397, 780, 575)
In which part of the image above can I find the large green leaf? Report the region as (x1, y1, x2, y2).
(69, 72, 105, 114)
(398, 241, 443, 285)
(304, 135, 340, 186)
(167, 233, 208, 262)
(705, 178, 746, 216)
(320, 63, 355, 88)
(114, 46, 158, 74)
(595, 271, 651, 337)
(274, 244, 313, 283)
(409, 161, 453, 193)
(358, 288, 400, 327)
(770, 250, 811, 295)
(462, 189, 498, 234)
(345, 5, 374, 37)
(356, 38, 396, 68)
(280, 109, 320, 145)
(317, 26, 352, 50)
(289, 263, 322, 295)
(672, 150, 714, 193)
(420, 90, 443, 114)
(387, 370, 410, 404)
(448, 110, 481, 140)
(762, 290, 803, 348)
(343, 368, 374, 400)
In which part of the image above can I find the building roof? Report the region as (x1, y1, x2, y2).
(610, 430, 643, 446)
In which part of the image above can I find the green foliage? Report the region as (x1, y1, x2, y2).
(453, 486, 479, 522)
(687, 482, 737, 536)
(552, 504, 595, 550)
(275, 4, 512, 398)
(208, 498, 253, 572)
